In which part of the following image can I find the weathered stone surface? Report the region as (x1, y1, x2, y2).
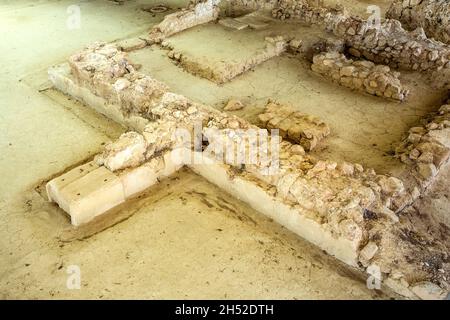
(116, 37, 147, 52)
(171, 36, 287, 84)
(359, 241, 379, 266)
(411, 281, 447, 300)
(149, 0, 220, 41)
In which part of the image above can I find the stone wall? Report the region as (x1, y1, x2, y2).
(258, 101, 330, 150)
(311, 52, 410, 101)
(396, 102, 450, 190)
(162, 36, 287, 84)
(272, 0, 450, 72)
(146, 0, 220, 43)
(386, 0, 450, 45)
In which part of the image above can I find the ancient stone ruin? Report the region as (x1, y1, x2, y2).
(44, 0, 450, 300)
(387, 0, 450, 45)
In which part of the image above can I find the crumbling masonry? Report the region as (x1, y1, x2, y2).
(272, 0, 450, 71)
(311, 51, 410, 101)
(386, 0, 450, 45)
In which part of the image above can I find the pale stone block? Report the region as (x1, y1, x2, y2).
(119, 163, 159, 199)
(46, 161, 99, 204)
(48, 166, 125, 226)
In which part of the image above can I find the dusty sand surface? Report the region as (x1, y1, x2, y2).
(0, 0, 447, 299)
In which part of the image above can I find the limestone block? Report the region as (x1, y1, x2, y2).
(47, 166, 125, 226)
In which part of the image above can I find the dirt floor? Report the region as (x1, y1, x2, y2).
(0, 0, 447, 299)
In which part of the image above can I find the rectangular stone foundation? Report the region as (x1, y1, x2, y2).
(44, 65, 360, 264)
(47, 151, 183, 226)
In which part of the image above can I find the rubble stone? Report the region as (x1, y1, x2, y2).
(359, 241, 379, 265)
(312, 52, 409, 101)
(258, 101, 330, 151)
(96, 132, 147, 171)
(387, 0, 450, 45)
(272, 0, 450, 73)
(223, 99, 245, 111)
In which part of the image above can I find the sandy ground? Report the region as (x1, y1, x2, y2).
(0, 0, 445, 300)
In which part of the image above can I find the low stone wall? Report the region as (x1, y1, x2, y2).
(145, 0, 220, 43)
(311, 52, 410, 101)
(68, 43, 169, 115)
(258, 101, 330, 150)
(386, 0, 450, 45)
(163, 36, 287, 84)
(396, 102, 450, 190)
(272, 0, 450, 72)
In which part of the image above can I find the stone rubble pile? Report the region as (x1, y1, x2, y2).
(386, 0, 450, 45)
(258, 100, 330, 150)
(311, 52, 410, 101)
(272, 0, 450, 72)
(396, 102, 450, 190)
(69, 43, 169, 115)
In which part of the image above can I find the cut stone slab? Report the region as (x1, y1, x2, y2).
(46, 161, 99, 203)
(47, 166, 125, 226)
(218, 18, 248, 30)
(47, 149, 184, 224)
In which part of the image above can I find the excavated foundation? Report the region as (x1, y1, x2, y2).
(44, 0, 450, 300)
